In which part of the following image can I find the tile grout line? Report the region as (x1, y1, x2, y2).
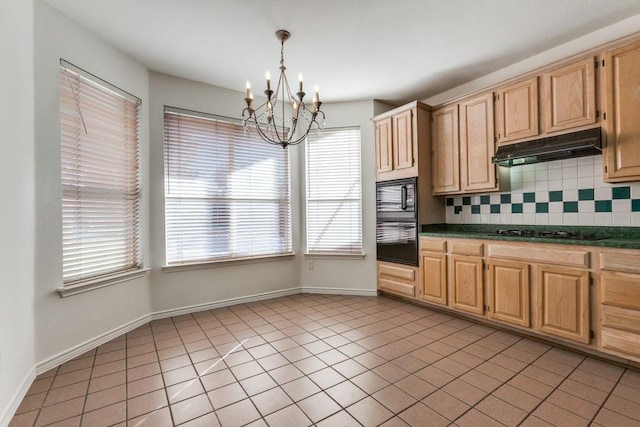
(586, 367, 626, 426)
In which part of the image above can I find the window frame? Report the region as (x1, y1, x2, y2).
(162, 106, 293, 269)
(58, 60, 145, 297)
(304, 126, 364, 257)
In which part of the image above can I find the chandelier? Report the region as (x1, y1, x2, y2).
(242, 30, 325, 149)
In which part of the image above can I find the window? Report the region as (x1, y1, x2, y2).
(163, 108, 291, 265)
(59, 60, 142, 286)
(305, 127, 362, 254)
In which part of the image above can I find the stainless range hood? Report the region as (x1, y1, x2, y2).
(492, 127, 602, 167)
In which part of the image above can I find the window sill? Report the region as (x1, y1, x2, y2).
(57, 268, 150, 298)
(304, 253, 366, 260)
(163, 253, 296, 273)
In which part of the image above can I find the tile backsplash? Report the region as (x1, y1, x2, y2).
(446, 155, 640, 226)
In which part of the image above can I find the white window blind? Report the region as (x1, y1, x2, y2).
(163, 108, 291, 265)
(59, 62, 142, 285)
(306, 127, 362, 254)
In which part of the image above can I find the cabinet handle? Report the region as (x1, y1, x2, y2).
(401, 186, 408, 210)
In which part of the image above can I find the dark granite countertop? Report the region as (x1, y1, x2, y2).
(420, 224, 640, 249)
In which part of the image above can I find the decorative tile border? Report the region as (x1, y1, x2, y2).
(445, 156, 640, 226)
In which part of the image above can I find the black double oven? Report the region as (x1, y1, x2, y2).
(376, 177, 418, 266)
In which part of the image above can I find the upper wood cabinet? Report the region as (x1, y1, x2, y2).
(543, 57, 596, 133)
(432, 93, 499, 195)
(374, 117, 393, 175)
(603, 40, 640, 182)
(496, 77, 539, 144)
(460, 93, 498, 193)
(432, 104, 460, 194)
(373, 101, 430, 182)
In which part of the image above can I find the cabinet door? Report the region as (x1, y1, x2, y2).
(392, 109, 414, 172)
(460, 93, 497, 192)
(543, 57, 596, 133)
(449, 255, 483, 315)
(420, 253, 447, 306)
(497, 77, 539, 143)
(488, 260, 530, 327)
(375, 117, 393, 179)
(432, 104, 460, 194)
(536, 265, 589, 344)
(604, 41, 640, 181)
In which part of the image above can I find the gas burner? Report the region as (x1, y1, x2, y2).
(538, 230, 579, 238)
(496, 229, 535, 237)
(537, 230, 609, 240)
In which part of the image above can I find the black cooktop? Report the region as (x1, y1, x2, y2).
(494, 229, 609, 241)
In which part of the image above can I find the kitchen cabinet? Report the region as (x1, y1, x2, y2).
(449, 255, 484, 315)
(374, 117, 393, 175)
(488, 260, 530, 327)
(598, 248, 640, 360)
(543, 57, 596, 134)
(603, 40, 640, 182)
(377, 261, 417, 298)
(496, 77, 539, 144)
(432, 93, 500, 195)
(536, 265, 590, 344)
(419, 237, 447, 306)
(413, 235, 640, 365)
(449, 240, 484, 315)
(431, 104, 460, 194)
(488, 242, 590, 344)
(459, 93, 498, 193)
(373, 101, 431, 182)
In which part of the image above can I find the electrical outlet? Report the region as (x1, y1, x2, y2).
(307, 260, 313, 270)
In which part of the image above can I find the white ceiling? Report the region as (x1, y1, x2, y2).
(45, 0, 640, 105)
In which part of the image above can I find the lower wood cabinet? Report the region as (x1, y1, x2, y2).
(598, 248, 640, 360)
(488, 260, 530, 327)
(536, 265, 590, 344)
(420, 252, 447, 305)
(377, 261, 417, 298)
(449, 255, 484, 315)
(412, 236, 640, 365)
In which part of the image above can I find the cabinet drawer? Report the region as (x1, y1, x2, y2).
(488, 243, 589, 268)
(379, 263, 416, 281)
(601, 326, 640, 358)
(420, 238, 446, 253)
(451, 241, 483, 256)
(601, 271, 640, 310)
(377, 261, 417, 298)
(600, 250, 640, 274)
(378, 278, 415, 297)
(602, 305, 640, 334)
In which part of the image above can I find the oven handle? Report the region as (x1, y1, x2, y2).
(401, 185, 407, 210)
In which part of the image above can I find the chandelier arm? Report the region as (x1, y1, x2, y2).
(242, 29, 324, 149)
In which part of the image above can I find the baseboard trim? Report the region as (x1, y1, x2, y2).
(301, 286, 377, 297)
(36, 313, 153, 376)
(1, 367, 36, 427)
(151, 287, 302, 320)
(5, 286, 376, 424)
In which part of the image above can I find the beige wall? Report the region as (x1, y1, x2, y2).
(32, 1, 153, 367)
(0, 0, 36, 424)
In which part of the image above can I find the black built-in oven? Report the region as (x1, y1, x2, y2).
(376, 177, 418, 266)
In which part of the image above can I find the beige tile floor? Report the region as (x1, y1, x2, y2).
(9, 294, 640, 426)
